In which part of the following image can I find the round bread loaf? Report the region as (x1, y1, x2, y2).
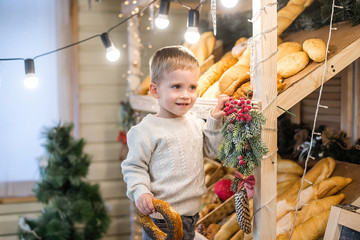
(277, 51, 309, 78)
(303, 38, 326, 62)
(277, 41, 302, 62)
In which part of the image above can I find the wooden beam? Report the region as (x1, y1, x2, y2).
(252, 0, 277, 239)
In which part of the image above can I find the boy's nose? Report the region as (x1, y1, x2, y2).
(180, 90, 190, 99)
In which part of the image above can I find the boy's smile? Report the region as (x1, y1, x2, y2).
(150, 69, 200, 118)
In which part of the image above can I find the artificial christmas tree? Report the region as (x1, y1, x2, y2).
(18, 123, 110, 240)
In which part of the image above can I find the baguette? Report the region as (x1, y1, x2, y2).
(205, 223, 221, 240)
(189, 31, 216, 64)
(277, 173, 300, 183)
(276, 193, 344, 235)
(232, 37, 248, 58)
(277, 159, 304, 176)
(278, 157, 336, 201)
(277, 180, 297, 196)
(230, 229, 244, 240)
(197, 58, 238, 96)
(214, 213, 241, 240)
(237, 47, 250, 67)
(276, 176, 351, 220)
(277, 0, 315, 37)
(202, 81, 221, 99)
(277, 209, 330, 240)
(218, 63, 250, 96)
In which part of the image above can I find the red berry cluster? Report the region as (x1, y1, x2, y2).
(117, 131, 127, 144)
(238, 155, 245, 166)
(223, 97, 253, 123)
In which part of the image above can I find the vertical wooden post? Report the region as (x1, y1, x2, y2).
(252, 0, 277, 239)
(127, 16, 142, 93)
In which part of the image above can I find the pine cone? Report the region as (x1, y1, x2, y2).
(235, 190, 252, 234)
(242, 143, 251, 153)
(227, 123, 234, 132)
(228, 112, 237, 122)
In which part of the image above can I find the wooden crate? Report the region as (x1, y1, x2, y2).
(198, 174, 235, 227)
(204, 158, 225, 188)
(324, 204, 360, 240)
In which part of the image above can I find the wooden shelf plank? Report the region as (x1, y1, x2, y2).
(277, 22, 360, 116)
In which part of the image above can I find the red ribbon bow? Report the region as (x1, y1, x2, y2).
(234, 171, 255, 199)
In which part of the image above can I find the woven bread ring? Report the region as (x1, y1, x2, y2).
(139, 199, 183, 240)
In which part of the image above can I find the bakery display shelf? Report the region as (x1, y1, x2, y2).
(130, 22, 360, 119)
(277, 21, 360, 117)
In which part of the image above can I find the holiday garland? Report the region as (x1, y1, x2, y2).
(218, 97, 268, 233)
(117, 100, 135, 144)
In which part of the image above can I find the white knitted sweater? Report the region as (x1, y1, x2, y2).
(121, 111, 223, 219)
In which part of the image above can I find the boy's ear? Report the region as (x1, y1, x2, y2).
(149, 82, 160, 99)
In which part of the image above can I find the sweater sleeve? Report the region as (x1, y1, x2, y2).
(121, 126, 153, 203)
(202, 112, 224, 159)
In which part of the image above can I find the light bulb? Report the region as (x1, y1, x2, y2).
(221, 0, 238, 8)
(184, 27, 200, 44)
(24, 73, 39, 89)
(101, 32, 120, 62)
(106, 45, 120, 62)
(24, 59, 38, 89)
(155, 14, 169, 29)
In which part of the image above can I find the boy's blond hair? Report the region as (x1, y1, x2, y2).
(149, 45, 199, 84)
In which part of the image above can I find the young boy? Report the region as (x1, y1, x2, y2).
(121, 45, 228, 240)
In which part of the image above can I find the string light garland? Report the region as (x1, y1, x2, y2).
(1, 0, 242, 88)
(289, 0, 337, 238)
(0, 0, 156, 88)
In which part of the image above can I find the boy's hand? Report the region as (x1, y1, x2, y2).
(210, 94, 230, 119)
(136, 193, 155, 215)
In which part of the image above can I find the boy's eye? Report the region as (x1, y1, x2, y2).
(190, 85, 197, 90)
(172, 85, 180, 89)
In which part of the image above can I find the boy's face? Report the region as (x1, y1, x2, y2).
(150, 69, 200, 118)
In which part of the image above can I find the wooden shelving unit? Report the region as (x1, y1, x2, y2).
(130, 22, 360, 120)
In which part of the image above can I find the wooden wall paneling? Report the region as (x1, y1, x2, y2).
(80, 123, 119, 143)
(79, 85, 126, 104)
(77, 0, 130, 239)
(106, 198, 131, 217)
(0, 236, 17, 240)
(341, 65, 353, 138)
(91, 180, 128, 199)
(84, 142, 123, 162)
(0, 213, 39, 235)
(79, 69, 128, 85)
(301, 77, 342, 130)
(88, 162, 123, 181)
(80, 104, 120, 124)
(106, 216, 132, 235)
(0, 202, 42, 215)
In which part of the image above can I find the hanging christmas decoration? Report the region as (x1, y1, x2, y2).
(118, 100, 136, 160)
(218, 97, 268, 233)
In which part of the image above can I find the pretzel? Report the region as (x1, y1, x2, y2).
(139, 199, 183, 240)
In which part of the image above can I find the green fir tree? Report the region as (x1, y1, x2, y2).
(18, 123, 110, 240)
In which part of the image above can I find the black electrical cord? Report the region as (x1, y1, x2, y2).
(0, 0, 156, 62)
